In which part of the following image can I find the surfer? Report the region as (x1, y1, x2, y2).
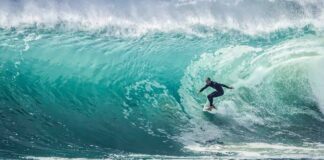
(199, 77, 234, 111)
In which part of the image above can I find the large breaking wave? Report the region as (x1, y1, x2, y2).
(1, 0, 324, 159)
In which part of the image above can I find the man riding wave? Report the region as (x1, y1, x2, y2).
(199, 77, 234, 111)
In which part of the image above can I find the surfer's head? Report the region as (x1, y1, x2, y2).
(206, 77, 211, 84)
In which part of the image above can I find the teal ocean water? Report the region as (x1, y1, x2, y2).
(1, 0, 324, 159)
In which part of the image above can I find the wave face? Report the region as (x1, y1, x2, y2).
(1, 0, 324, 159)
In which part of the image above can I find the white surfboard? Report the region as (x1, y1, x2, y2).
(202, 101, 217, 113)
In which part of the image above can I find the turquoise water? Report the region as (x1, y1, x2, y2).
(1, 0, 324, 159)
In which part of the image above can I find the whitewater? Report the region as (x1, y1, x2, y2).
(1, 0, 324, 159)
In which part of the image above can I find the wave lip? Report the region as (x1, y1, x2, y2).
(1, 0, 324, 34)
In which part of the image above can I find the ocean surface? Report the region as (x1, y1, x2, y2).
(1, 0, 324, 159)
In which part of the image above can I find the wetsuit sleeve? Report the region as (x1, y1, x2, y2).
(199, 85, 209, 92)
(220, 83, 231, 89)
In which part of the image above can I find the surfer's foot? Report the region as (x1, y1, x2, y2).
(207, 105, 216, 111)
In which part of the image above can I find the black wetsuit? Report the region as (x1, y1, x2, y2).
(199, 81, 231, 106)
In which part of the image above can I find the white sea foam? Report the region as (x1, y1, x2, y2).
(309, 57, 324, 114)
(184, 142, 324, 159)
(1, 0, 324, 35)
(24, 142, 324, 159)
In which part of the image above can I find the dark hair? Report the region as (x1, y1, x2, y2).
(206, 77, 211, 81)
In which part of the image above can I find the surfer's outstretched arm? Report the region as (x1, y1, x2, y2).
(221, 84, 234, 89)
(199, 85, 209, 92)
